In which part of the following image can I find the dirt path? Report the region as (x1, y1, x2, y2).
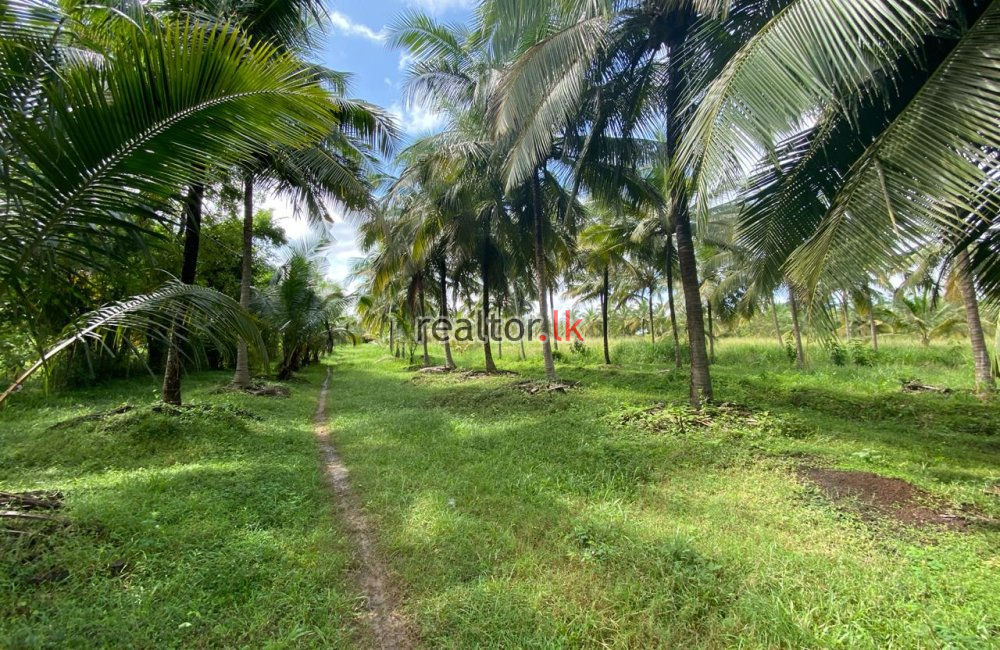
(315, 368, 413, 650)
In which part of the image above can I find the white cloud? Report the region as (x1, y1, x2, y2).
(329, 10, 385, 43)
(389, 101, 446, 136)
(405, 0, 473, 14)
(260, 193, 362, 285)
(398, 52, 416, 71)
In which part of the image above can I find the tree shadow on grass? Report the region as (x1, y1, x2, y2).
(322, 365, 895, 647)
(3, 459, 357, 649)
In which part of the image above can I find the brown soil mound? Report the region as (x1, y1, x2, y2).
(802, 468, 968, 530)
(513, 380, 578, 395)
(215, 382, 291, 397)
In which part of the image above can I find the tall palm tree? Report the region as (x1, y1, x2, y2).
(480, 0, 716, 403)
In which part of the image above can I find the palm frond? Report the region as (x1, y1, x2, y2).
(491, 15, 608, 189)
(681, 0, 949, 220)
(1, 12, 334, 296)
(788, 2, 1000, 293)
(0, 281, 264, 403)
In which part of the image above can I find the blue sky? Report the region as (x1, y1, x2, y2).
(267, 0, 475, 284)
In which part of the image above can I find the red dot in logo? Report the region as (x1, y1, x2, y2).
(539, 335, 547, 342)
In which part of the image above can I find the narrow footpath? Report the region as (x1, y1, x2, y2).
(314, 368, 413, 650)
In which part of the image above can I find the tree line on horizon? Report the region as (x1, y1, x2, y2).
(1, 0, 998, 407)
(356, 0, 999, 401)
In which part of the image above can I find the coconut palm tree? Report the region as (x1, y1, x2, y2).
(256, 241, 352, 379)
(572, 208, 635, 364)
(479, 0, 718, 403)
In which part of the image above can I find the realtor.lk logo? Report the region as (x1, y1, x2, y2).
(416, 311, 584, 343)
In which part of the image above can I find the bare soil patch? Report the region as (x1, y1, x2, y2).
(801, 467, 969, 530)
(314, 369, 413, 649)
(512, 380, 579, 395)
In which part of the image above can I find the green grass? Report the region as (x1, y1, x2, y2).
(331, 337, 999, 648)
(0, 368, 363, 649)
(3, 337, 999, 648)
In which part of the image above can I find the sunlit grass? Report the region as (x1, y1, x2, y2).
(2, 338, 998, 647)
(331, 337, 999, 648)
(0, 368, 361, 648)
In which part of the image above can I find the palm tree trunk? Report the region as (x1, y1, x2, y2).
(789, 290, 805, 370)
(666, 45, 710, 404)
(481, 257, 498, 373)
(866, 288, 879, 351)
(419, 282, 430, 367)
(602, 266, 611, 365)
(498, 294, 504, 360)
(233, 174, 254, 388)
(706, 300, 715, 363)
(162, 183, 203, 405)
(549, 286, 559, 351)
(517, 294, 527, 360)
(956, 248, 994, 393)
(532, 170, 556, 381)
(389, 319, 395, 357)
(842, 291, 852, 342)
(675, 210, 712, 404)
(439, 258, 455, 369)
(666, 237, 682, 369)
(770, 296, 783, 348)
(648, 285, 656, 345)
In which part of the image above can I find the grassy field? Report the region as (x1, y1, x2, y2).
(330, 337, 999, 648)
(2, 337, 999, 648)
(0, 367, 365, 648)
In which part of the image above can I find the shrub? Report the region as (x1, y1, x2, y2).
(829, 342, 848, 366)
(850, 341, 877, 366)
(611, 340, 681, 365)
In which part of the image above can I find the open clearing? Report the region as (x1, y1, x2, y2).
(2, 339, 999, 648)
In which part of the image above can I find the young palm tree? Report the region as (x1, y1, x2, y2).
(573, 209, 633, 365)
(1, 1, 338, 403)
(256, 242, 352, 379)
